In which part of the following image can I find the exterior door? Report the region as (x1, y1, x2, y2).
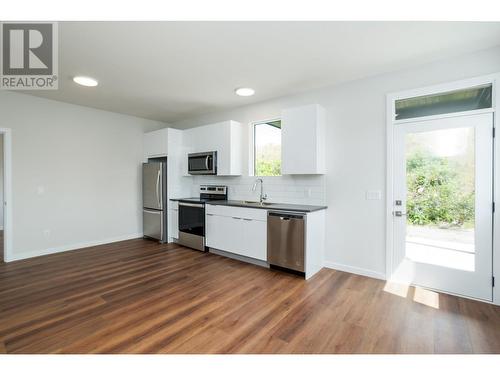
(392, 113, 493, 301)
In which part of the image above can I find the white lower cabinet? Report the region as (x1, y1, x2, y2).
(169, 209, 179, 240)
(206, 214, 236, 251)
(206, 206, 267, 261)
(241, 218, 267, 260)
(205, 204, 326, 279)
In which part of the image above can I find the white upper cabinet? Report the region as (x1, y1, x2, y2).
(184, 120, 244, 176)
(281, 104, 326, 175)
(143, 128, 169, 159)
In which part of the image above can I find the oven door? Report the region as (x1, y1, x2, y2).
(178, 202, 205, 236)
(188, 152, 217, 175)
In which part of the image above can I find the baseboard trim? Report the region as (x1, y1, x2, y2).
(323, 261, 386, 281)
(209, 248, 269, 268)
(6, 233, 143, 262)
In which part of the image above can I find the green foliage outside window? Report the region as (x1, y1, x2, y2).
(255, 158, 281, 177)
(254, 121, 281, 176)
(406, 151, 474, 227)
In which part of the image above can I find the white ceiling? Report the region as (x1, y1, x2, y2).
(26, 21, 500, 125)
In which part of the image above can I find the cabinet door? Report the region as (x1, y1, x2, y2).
(206, 214, 237, 251)
(144, 128, 168, 158)
(241, 219, 267, 260)
(206, 214, 245, 253)
(206, 213, 266, 260)
(169, 209, 178, 240)
(281, 104, 325, 174)
(206, 214, 222, 249)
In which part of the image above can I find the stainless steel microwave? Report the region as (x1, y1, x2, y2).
(188, 151, 217, 175)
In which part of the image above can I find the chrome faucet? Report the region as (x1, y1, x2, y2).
(252, 178, 268, 203)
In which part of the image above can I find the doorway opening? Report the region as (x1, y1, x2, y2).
(0, 133, 3, 262)
(0, 128, 12, 263)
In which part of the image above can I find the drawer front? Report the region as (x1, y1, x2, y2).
(206, 204, 267, 221)
(143, 209, 163, 241)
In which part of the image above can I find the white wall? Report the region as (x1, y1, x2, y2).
(0, 91, 165, 261)
(0, 134, 3, 229)
(173, 46, 500, 278)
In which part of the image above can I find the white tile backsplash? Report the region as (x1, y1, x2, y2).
(189, 175, 326, 205)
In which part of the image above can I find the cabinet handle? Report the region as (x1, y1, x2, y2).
(243, 218, 252, 221)
(232, 217, 242, 220)
(206, 213, 214, 216)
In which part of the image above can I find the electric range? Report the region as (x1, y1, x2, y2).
(177, 185, 227, 251)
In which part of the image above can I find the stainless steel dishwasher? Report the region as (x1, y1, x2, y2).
(267, 211, 305, 273)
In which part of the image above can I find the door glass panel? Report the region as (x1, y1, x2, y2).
(405, 127, 475, 271)
(396, 84, 492, 120)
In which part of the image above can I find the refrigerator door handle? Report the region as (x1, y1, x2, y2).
(156, 169, 162, 209)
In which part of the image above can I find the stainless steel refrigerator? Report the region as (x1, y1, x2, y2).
(143, 161, 167, 242)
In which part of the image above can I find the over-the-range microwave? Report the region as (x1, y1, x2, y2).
(188, 151, 217, 175)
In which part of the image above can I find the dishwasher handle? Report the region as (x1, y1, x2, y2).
(268, 212, 305, 220)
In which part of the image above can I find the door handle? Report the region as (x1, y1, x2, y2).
(156, 170, 161, 208)
(205, 156, 210, 171)
(179, 202, 204, 208)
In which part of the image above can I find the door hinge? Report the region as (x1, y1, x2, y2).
(493, 276, 495, 287)
(493, 127, 496, 138)
(493, 202, 496, 213)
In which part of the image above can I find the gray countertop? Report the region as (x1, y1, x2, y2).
(205, 200, 327, 213)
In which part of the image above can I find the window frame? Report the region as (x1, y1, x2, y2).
(391, 76, 496, 125)
(250, 117, 282, 177)
(394, 84, 493, 122)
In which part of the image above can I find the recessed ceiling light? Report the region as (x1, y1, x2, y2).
(73, 76, 98, 87)
(235, 87, 255, 97)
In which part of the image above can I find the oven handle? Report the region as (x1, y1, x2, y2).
(179, 202, 204, 208)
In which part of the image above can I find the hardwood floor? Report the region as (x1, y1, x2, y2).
(0, 238, 499, 354)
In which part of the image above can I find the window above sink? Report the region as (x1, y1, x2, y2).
(252, 119, 282, 177)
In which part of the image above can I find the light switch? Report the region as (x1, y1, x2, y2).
(366, 190, 382, 200)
